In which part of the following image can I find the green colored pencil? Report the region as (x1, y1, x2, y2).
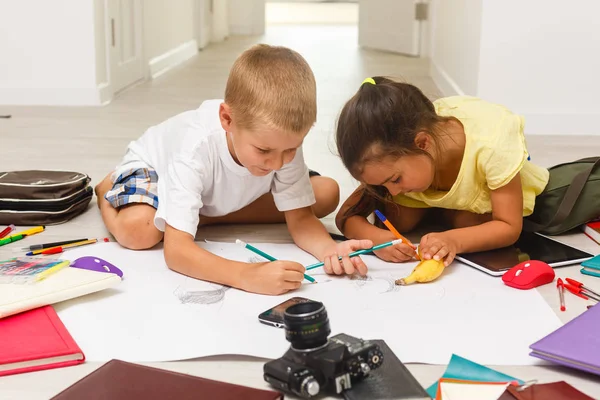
(236, 240, 316, 283)
(306, 239, 402, 271)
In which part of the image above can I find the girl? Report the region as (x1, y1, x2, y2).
(335, 77, 549, 266)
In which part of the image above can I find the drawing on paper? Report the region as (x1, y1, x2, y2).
(174, 285, 230, 305)
(172, 256, 262, 305)
(350, 274, 399, 293)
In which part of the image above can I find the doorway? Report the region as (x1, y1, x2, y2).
(265, 1, 358, 26)
(106, 0, 144, 94)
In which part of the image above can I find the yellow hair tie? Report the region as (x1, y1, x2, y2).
(362, 77, 376, 86)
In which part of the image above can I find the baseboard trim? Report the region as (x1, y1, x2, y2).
(0, 87, 104, 106)
(97, 82, 113, 105)
(148, 40, 198, 79)
(430, 60, 465, 97)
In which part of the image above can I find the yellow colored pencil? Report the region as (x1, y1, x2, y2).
(8, 225, 45, 240)
(28, 239, 98, 255)
(34, 260, 70, 282)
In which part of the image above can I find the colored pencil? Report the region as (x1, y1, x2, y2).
(236, 239, 316, 283)
(22, 237, 108, 251)
(9, 226, 45, 239)
(27, 239, 100, 256)
(0, 234, 25, 247)
(306, 239, 403, 271)
(374, 209, 420, 260)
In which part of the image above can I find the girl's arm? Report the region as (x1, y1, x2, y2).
(420, 174, 524, 264)
(336, 187, 391, 242)
(336, 187, 420, 263)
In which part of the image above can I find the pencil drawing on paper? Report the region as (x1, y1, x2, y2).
(174, 285, 230, 305)
(173, 256, 262, 305)
(350, 274, 399, 293)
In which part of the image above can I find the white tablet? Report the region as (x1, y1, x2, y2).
(455, 231, 593, 277)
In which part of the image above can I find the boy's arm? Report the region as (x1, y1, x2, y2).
(163, 224, 305, 295)
(284, 206, 334, 260)
(284, 207, 372, 275)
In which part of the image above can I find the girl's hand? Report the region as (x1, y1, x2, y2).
(323, 239, 373, 276)
(373, 236, 417, 263)
(419, 232, 458, 266)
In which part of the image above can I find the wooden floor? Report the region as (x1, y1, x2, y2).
(2, 25, 600, 399)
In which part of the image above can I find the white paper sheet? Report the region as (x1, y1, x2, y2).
(440, 381, 510, 400)
(56, 242, 562, 364)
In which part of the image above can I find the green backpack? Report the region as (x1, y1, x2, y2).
(523, 157, 600, 235)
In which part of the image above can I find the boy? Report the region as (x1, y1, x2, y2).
(95, 44, 373, 295)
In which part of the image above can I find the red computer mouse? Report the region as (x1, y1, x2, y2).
(502, 260, 555, 290)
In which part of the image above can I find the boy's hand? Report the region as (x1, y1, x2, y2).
(419, 232, 457, 267)
(323, 239, 373, 276)
(240, 260, 306, 295)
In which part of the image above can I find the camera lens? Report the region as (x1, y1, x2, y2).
(284, 301, 331, 351)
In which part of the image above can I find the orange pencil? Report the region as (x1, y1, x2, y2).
(374, 209, 420, 260)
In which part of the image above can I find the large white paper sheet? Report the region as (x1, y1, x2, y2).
(56, 242, 562, 364)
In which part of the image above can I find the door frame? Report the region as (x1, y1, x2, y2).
(100, 0, 145, 103)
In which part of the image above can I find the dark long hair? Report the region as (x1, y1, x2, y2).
(335, 77, 453, 229)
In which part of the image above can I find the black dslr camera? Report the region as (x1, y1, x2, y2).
(263, 301, 383, 398)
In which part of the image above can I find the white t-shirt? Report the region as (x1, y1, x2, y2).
(112, 99, 316, 237)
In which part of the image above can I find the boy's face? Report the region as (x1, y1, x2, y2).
(219, 103, 308, 176)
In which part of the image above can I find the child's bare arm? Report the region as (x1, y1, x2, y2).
(163, 224, 305, 295)
(336, 187, 390, 240)
(336, 188, 416, 262)
(420, 174, 524, 265)
(284, 207, 372, 275)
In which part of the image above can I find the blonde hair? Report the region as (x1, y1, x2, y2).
(225, 44, 317, 133)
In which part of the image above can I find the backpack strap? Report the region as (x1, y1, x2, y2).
(523, 157, 600, 232)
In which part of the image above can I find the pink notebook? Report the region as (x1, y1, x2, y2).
(530, 304, 600, 375)
(0, 306, 85, 376)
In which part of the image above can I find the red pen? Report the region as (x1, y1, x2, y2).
(566, 278, 600, 299)
(0, 224, 15, 239)
(564, 283, 597, 301)
(557, 278, 566, 311)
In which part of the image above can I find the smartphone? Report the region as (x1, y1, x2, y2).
(258, 297, 313, 328)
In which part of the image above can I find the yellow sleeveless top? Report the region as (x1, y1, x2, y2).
(393, 96, 549, 216)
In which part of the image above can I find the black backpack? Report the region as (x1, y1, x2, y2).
(0, 170, 93, 226)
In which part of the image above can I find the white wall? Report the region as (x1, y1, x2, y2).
(228, 0, 265, 35)
(143, 0, 196, 62)
(0, 0, 100, 106)
(143, 0, 198, 79)
(429, 0, 482, 96)
(477, 1, 600, 135)
(430, 0, 600, 135)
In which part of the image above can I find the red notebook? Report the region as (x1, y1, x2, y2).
(0, 305, 85, 376)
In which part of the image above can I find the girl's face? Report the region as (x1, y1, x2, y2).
(359, 154, 435, 196)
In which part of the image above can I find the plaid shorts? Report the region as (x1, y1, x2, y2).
(105, 168, 159, 209)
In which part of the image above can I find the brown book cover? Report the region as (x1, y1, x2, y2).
(498, 381, 594, 400)
(51, 359, 284, 400)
